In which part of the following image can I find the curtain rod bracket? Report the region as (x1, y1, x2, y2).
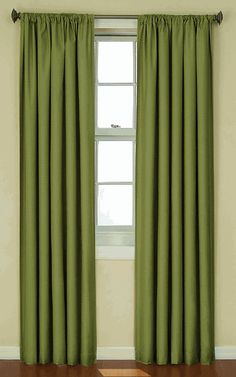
(11, 8, 21, 23)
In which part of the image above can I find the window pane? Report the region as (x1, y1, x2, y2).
(98, 185, 133, 226)
(98, 41, 133, 83)
(97, 86, 133, 128)
(98, 141, 133, 182)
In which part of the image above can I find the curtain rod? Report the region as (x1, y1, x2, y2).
(11, 9, 223, 24)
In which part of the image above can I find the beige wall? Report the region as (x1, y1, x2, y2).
(0, 0, 236, 350)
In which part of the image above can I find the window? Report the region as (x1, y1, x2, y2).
(95, 35, 136, 247)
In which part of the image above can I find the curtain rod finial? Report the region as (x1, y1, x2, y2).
(11, 8, 20, 23)
(216, 11, 223, 25)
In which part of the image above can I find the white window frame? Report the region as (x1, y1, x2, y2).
(95, 32, 137, 249)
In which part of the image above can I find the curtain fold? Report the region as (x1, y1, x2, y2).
(135, 15, 214, 365)
(20, 13, 96, 366)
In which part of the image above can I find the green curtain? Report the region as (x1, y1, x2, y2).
(135, 15, 214, 365)
(20, 13, 96, 366)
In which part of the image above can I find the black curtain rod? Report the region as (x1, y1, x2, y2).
(11, 8, 224, 24)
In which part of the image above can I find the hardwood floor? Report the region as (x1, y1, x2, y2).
(0, 360, 235, 377)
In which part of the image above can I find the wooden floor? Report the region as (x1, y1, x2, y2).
(0, 360, 235, 377)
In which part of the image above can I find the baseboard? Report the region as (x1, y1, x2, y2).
(97, 347, 135, 360)
(0, 346, 235, 361)
(0, 346, 135, 361)
(0, 347, 20, 360)
(215, 346, 236, 360)
(97, 346, 236, 360)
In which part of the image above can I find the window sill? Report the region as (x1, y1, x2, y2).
(96, 246, 135, 260)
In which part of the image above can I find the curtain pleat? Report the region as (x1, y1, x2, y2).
(20, 13, 96, 366)
(170, 18, 184, 364)
(135, 15, 214, 365)
(37, 17, 51, 363)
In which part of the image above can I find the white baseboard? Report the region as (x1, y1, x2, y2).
(215, 346, 236, 360)
(97, 347, 135, 360)
(0, 347, 20, 360)
(0, 346, 235, 361)
(97, 346, 236, 360)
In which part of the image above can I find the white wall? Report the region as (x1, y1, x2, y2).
(0, 0, 236, 354)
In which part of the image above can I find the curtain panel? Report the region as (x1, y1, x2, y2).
(135, 15, 214, 365)
(20, 13, 96, 366)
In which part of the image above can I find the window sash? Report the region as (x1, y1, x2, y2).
(95, 36, 137, 133)
(95, 138, 136, 232)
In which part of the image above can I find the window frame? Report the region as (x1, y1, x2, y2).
(95, 34, 137, 247)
